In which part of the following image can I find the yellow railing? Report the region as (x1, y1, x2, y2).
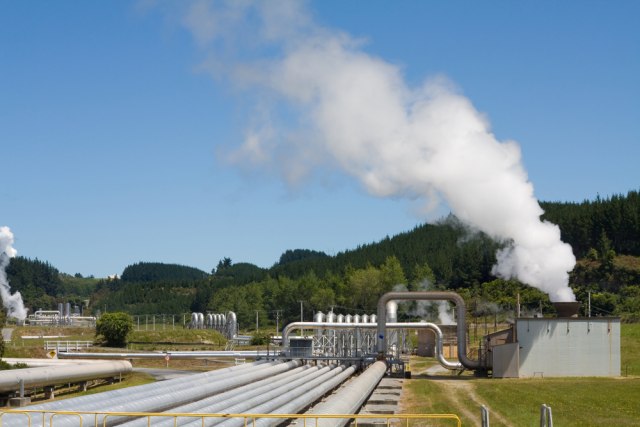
(0, 410, 461, 427)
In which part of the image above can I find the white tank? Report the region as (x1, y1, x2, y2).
(191, 312, 198, 328)
(314, 311, 325, 323)
(197, 312, 204, 329)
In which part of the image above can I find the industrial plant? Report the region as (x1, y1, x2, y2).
(0, 291, 622, 426)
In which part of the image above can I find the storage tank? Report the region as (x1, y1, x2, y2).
(196, 313, 204, 329)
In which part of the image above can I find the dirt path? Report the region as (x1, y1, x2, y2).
(439, 377, 511, 427)
(406, 366, 513, 426)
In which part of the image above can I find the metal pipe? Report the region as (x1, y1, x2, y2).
(250, 366, 358, 427)
(1, 358, 109, 366)
(119, 365, 323, 427)
(1, 360, 286, 427)
(283, 322, 462, 370)
(57, 350, 272, 359)
(376, 291, 483, 370)
(214, 365, 356, 427)
(294, 361, 387, 427)
(0, 361, 132, 393)
(178, 365, 344, 427)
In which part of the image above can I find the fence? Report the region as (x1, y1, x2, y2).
(43, 341, 93, 352)
(0, 410, 462, 427)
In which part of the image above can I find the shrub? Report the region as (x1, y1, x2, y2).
(250, 331, 271, 346)
(96, 312, 133, 347)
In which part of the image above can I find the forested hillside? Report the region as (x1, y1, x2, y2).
(5, 190, 640, 327)
(541, 190, 640, 257)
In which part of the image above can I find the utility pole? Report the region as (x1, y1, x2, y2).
(274, 310, 282, 336)
(298, 300, 304, 322)
(588, 291, 591, 317)
(255, 311, 259, 331)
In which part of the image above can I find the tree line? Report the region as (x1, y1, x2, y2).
(5, 190, 640, 325)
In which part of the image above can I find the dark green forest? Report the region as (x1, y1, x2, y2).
(6, 190, 640, 328)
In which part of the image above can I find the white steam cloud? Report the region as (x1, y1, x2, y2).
(178, 1, 576, 302)
(0, 226, 27, 320)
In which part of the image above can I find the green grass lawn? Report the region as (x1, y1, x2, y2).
(621, 323, 640, 376)
(473, 377, 640, 426)
(403, 323, 640, 426)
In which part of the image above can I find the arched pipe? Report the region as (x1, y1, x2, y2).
(282, 322, 461, 370)
(376, 291, 484, 370)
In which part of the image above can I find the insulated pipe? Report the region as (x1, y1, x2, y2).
(1, 358, 107, 367)
(0, 361, 132, 393)
(57, 350, 272, 359)
(214, 365, 356, 427)
(178, 365, 341, 427)
(250, 366, 358, 427)
(376, 291, 482, 370)
(13, 360, 270, 412)
(0, 361, 280, 427)
(38, 360, 300, 427)
(119, 365, 322, 427)
(283, 322, 461, 370)
(294, 361, 388, 427)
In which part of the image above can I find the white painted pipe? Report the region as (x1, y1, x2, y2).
(294, 361, 388, 427)
(57, 350, 274, 359)
(251, 366, 359, 427)
(0, 361, 132, 393)
(118, 365, 321, 427)
(0, 360, 279, 427)
(214, 365, 356, 427)
(1, 358, 107, 367)
(147, 365, 338, 427)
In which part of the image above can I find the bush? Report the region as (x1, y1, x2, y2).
(250, 331, 271, 346)
(96, 312, 134, 347)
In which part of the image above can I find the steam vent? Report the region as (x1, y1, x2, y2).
(552, 302, 581, 318)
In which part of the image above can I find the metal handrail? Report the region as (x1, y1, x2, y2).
(0, 410, 462, 427)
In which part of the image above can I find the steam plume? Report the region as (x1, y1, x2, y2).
(180, 1, 576, 302)
(0, 226, 27, 320)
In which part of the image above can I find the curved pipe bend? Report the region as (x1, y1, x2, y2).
(376, 291, 484, 370)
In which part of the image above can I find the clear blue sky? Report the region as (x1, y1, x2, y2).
(1, 1, 638, 278)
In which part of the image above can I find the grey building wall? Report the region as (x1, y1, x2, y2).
(515, 318, 620, 377)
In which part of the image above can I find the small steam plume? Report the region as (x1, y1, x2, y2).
(179, 1, 576, 302)
(0, 226, 27, 321)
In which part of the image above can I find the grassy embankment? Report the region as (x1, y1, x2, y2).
(403, 323, 640, 426)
